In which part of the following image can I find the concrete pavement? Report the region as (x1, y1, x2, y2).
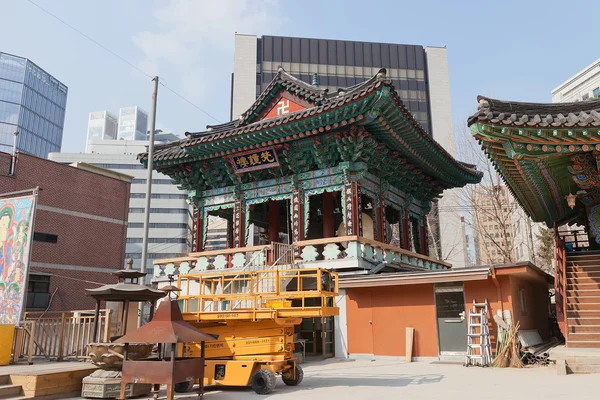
(69, 358, 599, 399)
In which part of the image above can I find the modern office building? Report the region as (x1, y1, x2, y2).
(0, 51, 68, 158)
(552, 57, 600, 103)
(86, 110, 118, 147)
(49, 136, 191, 280)
(232, 34, 466, 266)
(117, 106, 148, 141)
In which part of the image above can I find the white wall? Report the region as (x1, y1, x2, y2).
(425, 47, 466, 267)
(232, 34, 258, 120)
(552, 58, 600, 103)
(334, 289, 348, 358)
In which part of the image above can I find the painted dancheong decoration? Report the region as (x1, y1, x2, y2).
(0, 193, 37, 325)
(468, 96, 600, 242)
(135, 66, 487, 394)
(467, 95, 600, 348)
(141, 67, 481, 259)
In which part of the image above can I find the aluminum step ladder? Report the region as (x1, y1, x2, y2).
(465, 299, 492, 367)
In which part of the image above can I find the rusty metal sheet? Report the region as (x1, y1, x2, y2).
(116, 300, 217, 344)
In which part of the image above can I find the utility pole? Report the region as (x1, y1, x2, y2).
(138, 76, 159, 328)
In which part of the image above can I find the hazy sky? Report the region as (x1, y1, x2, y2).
(1, 0, 598, 154)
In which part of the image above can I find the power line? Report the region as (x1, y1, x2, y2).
(27, 0, 152, 80)
(27, 0, 222, 124)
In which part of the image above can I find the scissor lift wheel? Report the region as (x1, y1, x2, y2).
(251, 369, 277, 394)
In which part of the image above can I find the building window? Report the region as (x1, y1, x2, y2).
(126, 238, 187, 244)
(131, 179, 176, 185)
(130, 193, 187, 200)
(125, 252, 184, 259)
(594, 87, 600, 99)
(519, 288, 527, 313)
(91, 163, 146, 170)
(26, 274, 51, 309)
(128, 222, 188, 229)
(33, 232, 58, 243)
(129, 208, 189, 214)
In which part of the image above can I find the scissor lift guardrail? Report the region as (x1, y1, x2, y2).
(176, 268, 338, 322)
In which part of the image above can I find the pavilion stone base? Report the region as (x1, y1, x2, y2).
(82, 370, 152, 399)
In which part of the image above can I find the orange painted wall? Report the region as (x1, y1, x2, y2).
(509, 276, 550, 341)
(346, 275, 550, 357)
(464, 276, 511, 351)
(346, 284, 438, 357)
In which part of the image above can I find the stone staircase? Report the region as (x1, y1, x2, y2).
(0, 375, 27, 400)
(566, 251, 600, 348)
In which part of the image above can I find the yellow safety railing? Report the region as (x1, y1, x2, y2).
(177, 268, 338, 317)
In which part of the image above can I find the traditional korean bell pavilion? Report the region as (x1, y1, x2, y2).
(141, 67, 481, 267)
(468, 96, 600, 349)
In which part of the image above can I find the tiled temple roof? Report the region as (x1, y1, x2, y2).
(467, 95, 600, 128)
(140, 68, 482, 185)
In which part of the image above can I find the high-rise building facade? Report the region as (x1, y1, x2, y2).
(232, 34, 466, 266)
(232, 35, 431, 132)
(117, 106, 148, 141)
(551, 58, 600, 103)
(473, 185, 539, 265)
(49, 136, 191, 281)
(86, 110, 118, 146)
(0, 52, 67, 158)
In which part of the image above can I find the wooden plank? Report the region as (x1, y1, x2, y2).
(406, 327, 414, 362)
(57, 313, 67, 361)
(103, 310, 112, 342)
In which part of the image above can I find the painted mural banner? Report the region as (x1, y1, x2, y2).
(0, 194, 37, 325)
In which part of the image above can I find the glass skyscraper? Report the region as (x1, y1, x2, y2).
(117, 106, 148, 141)
(0, 52, 67, 158)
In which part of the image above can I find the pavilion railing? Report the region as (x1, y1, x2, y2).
(559, 226, 590, 252)
(294, 236, 451, 271)
(153, 242, 299, 279)
(21, 309, 112, 361)
(152, 237, 449, 281)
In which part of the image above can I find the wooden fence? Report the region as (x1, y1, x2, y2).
(13, 310, 112, 361)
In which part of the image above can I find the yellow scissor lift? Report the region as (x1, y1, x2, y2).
(175, 267, 339, 395)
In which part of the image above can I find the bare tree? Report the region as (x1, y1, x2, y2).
(452, 124, 537, 265)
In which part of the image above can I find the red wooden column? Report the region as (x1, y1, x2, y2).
(194, 207, 205, 252)
(402, 209, 411, 250)
(232, 199, 245, 248)
(268, 200, 280, 243)
(420, 219, 429, 256)
(291, 190, 304, 258)
(376, 196, 386, 242)
(322, 192, 335, 238)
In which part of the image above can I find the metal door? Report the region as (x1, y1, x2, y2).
(321, 316, 334, 358)
(435, 284, 467, 354)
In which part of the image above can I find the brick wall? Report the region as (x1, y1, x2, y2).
(0, 153, 130, 312)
